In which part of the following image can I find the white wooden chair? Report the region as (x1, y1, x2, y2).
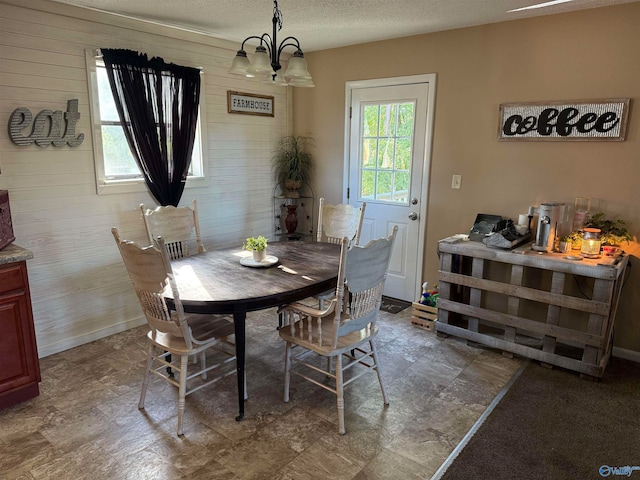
(141, 200, 229, 372)
(112, 227, 237, 436)
(316, 198, 366, 246)
(315, 198, 366, 308)
(140, 200, 205, 260)
(278, 225, 398, 434)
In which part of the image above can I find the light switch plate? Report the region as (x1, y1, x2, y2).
(452, 174, 462, 189)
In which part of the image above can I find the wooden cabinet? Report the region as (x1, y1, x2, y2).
(436, 239, 628, 379)
(0, 245, 40, 409)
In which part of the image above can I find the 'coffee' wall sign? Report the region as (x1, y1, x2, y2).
(9, 99, 85, 147)
(498, 99, 630, 141)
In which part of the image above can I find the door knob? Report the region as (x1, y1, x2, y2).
(408, 212, 418, 221)
(411, 197, 418, 205)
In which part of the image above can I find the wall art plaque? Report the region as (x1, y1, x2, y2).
(227, 91, 274, 117)
(498, 99, 630, 141)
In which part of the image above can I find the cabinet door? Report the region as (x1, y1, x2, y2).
(0, 291, 40, 393)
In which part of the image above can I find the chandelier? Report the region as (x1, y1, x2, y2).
(228, 0, 314, 87)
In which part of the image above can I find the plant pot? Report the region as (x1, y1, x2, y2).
(252, 249, 266, 262)
(284, 179, 302, 198)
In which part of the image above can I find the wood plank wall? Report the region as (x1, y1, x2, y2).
(0, 0, 291, 356)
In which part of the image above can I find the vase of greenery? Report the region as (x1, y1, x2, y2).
(584, 212, 632, 246)
(271, 135, 315, 198)
(565, 212, 632, 251)
(243, 235, 268, 262)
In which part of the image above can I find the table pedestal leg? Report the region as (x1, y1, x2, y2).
(233, 309, 246, 421)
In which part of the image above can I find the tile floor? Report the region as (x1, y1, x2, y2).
(0, 306, 522, 480)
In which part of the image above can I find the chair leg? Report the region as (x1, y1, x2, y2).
(335, 354, 346, 435)
(200, 351, 207, 380)
(370, 340, 389, 406)
(166, 352, 174, 378)
(138, 344, 155, 410)
(283, 342, 292, 403)
(176, 354, 188, 436)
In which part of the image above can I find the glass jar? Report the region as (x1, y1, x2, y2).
(581, 228, 601, 258)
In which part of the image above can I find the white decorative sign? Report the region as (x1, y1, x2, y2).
(498, 99, 630, 141)
(227, 91, 274, 117)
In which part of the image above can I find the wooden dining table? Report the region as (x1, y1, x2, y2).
(164, 241, 342, 420)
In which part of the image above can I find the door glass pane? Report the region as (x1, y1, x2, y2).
(362, 139, 377, 168)
(378, 104, 397, 137)
(376, 171, 392, 200)
(359, 101, 415, 204)
(377, 139, 394, 169)
(361, 170, 375, 199)
(363, 105, 379, 137)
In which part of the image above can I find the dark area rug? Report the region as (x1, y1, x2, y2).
(380, 296, 412, 314)
(439, 358, 640, 480)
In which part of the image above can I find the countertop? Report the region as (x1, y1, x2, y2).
(0, 243, 34, 265)
(438, 238, 628, 281)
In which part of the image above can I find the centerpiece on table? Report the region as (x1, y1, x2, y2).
(242, 235, 268, 262)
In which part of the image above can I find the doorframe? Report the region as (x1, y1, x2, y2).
(343, 74, 437, 300)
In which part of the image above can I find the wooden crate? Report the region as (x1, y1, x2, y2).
(411, 302, 437, 331)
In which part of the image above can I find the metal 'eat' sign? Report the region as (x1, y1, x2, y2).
(8, 99, 85, 147)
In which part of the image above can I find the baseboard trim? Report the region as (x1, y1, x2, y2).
(612, 346, 640, 363)
(38, 316, 146, 358)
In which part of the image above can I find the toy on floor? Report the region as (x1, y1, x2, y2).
(420, 281, 438, 307)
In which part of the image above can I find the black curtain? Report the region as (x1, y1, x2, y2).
(101, 48, 201, 206)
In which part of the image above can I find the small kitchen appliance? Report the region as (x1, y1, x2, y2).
(532, 202, 566, 253)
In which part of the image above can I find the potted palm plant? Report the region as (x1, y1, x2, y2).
(271, 135, 315, 198)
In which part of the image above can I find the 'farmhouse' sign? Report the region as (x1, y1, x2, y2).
(498, 99, 629, 141)
(227, 91, 274, 117)
(9, 99, 85, 147)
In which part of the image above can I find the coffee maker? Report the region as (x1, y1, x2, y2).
(532, 202, 566, 252)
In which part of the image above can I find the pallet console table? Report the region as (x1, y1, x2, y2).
(436, 238, 628, 379)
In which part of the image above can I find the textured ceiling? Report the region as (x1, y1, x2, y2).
(48, 0, 639, 51)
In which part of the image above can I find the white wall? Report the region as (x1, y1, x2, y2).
(0, 0, 290, 356)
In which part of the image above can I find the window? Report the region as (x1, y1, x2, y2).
(86, 50, 206, 194)
(359, 101, 415, 204)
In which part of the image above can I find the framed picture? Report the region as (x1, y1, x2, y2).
(498, 98, 630, 141)
(227, 91, 274, 117)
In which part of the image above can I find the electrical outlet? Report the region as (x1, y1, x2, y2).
(451, 174, 462, 189)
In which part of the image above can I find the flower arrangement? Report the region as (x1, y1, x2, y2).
(242, 235, 268, 252)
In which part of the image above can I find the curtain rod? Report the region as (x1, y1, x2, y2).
(94, 49, 204, 71)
